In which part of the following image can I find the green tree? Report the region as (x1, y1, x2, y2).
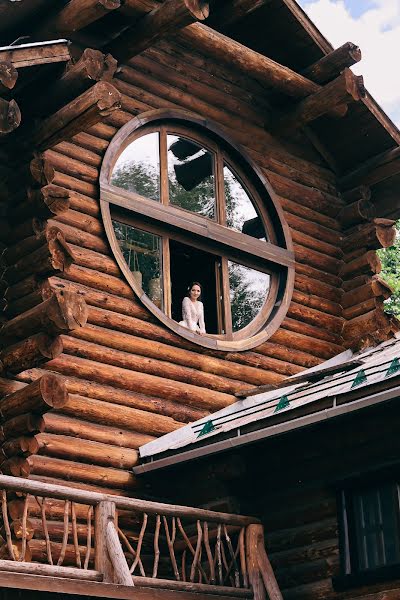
(378, 222, 400, 317)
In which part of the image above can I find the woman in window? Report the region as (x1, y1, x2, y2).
(179, 282, 206, 335)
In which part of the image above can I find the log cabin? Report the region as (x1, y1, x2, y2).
(0, 0, 399, 598)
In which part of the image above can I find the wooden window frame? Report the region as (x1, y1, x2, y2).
(100, 109, 294, 352)
(335, 481, 400, 591)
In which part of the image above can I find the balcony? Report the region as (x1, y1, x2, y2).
(0, 475, 281, 600)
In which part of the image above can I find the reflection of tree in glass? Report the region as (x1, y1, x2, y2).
(229, 263, 267, 331)
(111, 162, 159, 201)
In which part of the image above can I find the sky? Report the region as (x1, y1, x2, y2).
(297, 0, 400, 127)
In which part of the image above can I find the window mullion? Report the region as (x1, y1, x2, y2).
(221, 257, 233, 338)
(215, 151, 226, 226)
(159, 127, 169, 206)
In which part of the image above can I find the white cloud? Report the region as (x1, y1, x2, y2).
(299, 0, 400, 126)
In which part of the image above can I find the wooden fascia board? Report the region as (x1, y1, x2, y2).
(0, 40, 71, 69)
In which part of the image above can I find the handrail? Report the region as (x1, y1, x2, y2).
(0, 475, 258, 526)
(0, 475, 282, 599)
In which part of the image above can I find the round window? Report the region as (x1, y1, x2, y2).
(100, 111, 294, 351)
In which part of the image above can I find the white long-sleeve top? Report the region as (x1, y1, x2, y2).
(179, 296, 206, 334)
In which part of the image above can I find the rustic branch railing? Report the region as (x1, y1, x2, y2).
(0, 475, 281, 599)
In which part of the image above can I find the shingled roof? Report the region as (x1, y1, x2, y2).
(136, 335, 400, 472)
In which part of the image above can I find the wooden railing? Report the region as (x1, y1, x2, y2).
(0, 475, 282, 599)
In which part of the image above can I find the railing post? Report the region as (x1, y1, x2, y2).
(251, 524, 283, 600)
(246, 525, 266, 600)
(95, 500, 115, 583)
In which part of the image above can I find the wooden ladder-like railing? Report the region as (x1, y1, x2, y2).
(0, 475, 282, 599)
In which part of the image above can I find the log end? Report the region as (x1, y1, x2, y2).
(0, 99, 21, 135)
(185, 0, 210, 20)
(39, 372, 69, 409)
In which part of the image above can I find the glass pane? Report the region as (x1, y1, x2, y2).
(111, 132, 160, 201)
(167, 134, 215, 219)
(224, 164, 266, 239)
(353, 484, 400, 571)
(112, 220, 163, 309)
(228, 262, 270, 332)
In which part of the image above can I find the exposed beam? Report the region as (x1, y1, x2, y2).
(108, 0, 209, 62)
(28, 81, 121, 151)
(273, 69, 366, 135)
(339, 145, 400, 190)
(28, 48, 118, 115)
(0, 40, 71, 68)
(0, 97, 21, 136)
(302, 42, 361, 84)
(36, 0, 121, 38)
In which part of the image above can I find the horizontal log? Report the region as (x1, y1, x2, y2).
(18, 368, 206, 423)
(54, 140, 103, 171)
(37, 0, 121, 37)
(71, 323, 282, 386)
(341, 276, 392, 308)
(0, 290, 88, 343)
(2, 436, 37, 457)
(342, 297, 383, 321)
(3, 229, 73, 285)
(2, 454, 138, 490)
(282, 316, 342, 345)
(287, 303, 343, 336)
(0, 374, 68, 421)
(46, 219, 108, 254)
(291, 290, 341, 317)
(32, 48, 117, 115)
(0, 333, 62, 374)
(0, 62, 18, 92)
(294, 273, 342, 304)
(4, 289, 44, 319)
(283, 210, 340, 248)
(269, 328, 343, 360)
(2, 413, 45, 439)
(46, 352, 235, 410)
(58, 391, 185, 436)
(31, 432, 139, 469)
(302, 42, 362, 84)
(293, 242, 342, 275)
(29, 82, 121, 151)
(66, 244, 119, 277)
(0, 97, 21, 135)
(341, 184, 372, 204)
(0, 559, 101, 581)
(10, 185, 71, 222)
(342, 308, 392, 341)
(340, 250, 381, 279)
(291, 228, 341, 259)
(42, 412, 155, 448)
(13, 516, 90, 544)
(109, 0, 209, 62)
(5, 275, 41, 302)
(267, 171, 343, 218)
(274, 69, 365, 134)
(44, 149, 99, 184)
(0, 377, 25, 398)
(342, 218, 396, 252)
(48, 276, 150, 321)
(338, 196, 375, 228)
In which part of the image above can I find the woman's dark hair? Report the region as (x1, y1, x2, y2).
(185, 281, 203, 301)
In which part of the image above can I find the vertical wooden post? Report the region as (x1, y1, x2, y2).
(95, 500, 115, 583)
(106, 520, 133, 586)
(245, 525, 266, 600)
(246, 525, 283, 600)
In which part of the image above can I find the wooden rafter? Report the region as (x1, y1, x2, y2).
(302, 42, 362, 84)
(36, 0, 121, 38)
(273, 69, 366, 134)
(107, 0, 209, 62)
(0, 40, 70, 69)
(339, 145, 400, 190)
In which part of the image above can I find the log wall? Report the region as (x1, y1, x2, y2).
(0, 36, 398, 501)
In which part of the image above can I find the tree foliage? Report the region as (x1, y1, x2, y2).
(378, 223, 400, 317)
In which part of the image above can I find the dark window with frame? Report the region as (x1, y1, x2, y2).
(337, 482, 400, 588)
(100, 112, 294, 352)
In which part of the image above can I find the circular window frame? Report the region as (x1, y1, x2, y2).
(100, 108, 294, 352)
